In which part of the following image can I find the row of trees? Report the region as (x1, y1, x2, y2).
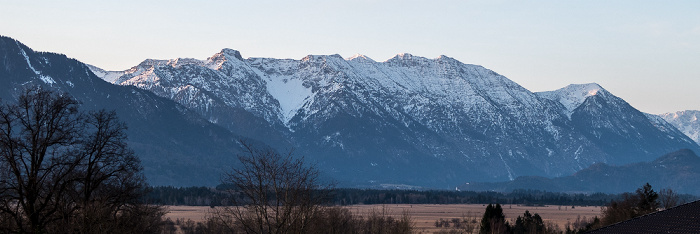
(147, 187, 629, 207)
(331, 189, 618, 206)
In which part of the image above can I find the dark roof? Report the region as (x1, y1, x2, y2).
(588, 200, 700, 234)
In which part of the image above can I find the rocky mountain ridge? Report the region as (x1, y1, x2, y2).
(660, 110, 700, 145)
(90, 48, 700, 187)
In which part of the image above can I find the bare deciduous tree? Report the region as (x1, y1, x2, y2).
(0, 88, 83, 233)
(212, 141, 331, 234)
(600, 183, 660, 227)
(659, 188, 680, 209)
(0, 88, 160, 233)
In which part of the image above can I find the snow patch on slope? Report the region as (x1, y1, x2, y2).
(265, 77, 313, 123)
(39, 75, 55, 84)
(87, 64, 124, 83)
(16, 40, 56, 85)
(17, 41, 39, 75)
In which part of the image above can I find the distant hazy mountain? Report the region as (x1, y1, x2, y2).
(89, 46, 699, 188)
(0, 36, 256, 186)
(659, 110, 700, 145)
(459, 149, 700, 195)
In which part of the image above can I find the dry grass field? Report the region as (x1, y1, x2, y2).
(347, 204, 601, 233)
(164, 204, 601, 233)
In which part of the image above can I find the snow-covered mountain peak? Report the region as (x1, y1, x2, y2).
(666, 110, 699, 120)
(167, 58, 204, 68)
(136, 59, 169, 68)
(205, 49, 251, 71)
(206, 48, 243, 64)
(385, 53, 436, 67)
(347, 54, 374, 62)
(301, 54, 345, 62)
(436, 55, 455, 61)
(562, 83, 604, 94)
(386, 53, 418, 62)
(395, 53, 414, 59)
(537, 83, 609, 117)
(218, 48, 243, 60)
(660, 110, 700, 144)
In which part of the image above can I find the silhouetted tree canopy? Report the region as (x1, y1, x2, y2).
(0, 88, 162, 233)
(480, 203, 510, 234)
(600, 182, 660, 227)
(210, 141, 332, 233)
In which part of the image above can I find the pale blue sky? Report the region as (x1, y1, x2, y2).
(1, 0, 698, 114)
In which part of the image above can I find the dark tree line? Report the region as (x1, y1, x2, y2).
(0, 88, 163, 233)
(147, 186, 224, 206)
(332, 189, 620, 206)
(147, 186, 627, 207)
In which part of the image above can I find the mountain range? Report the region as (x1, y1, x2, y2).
(1, 35, 698, 189)
(458, 149, 700, 195)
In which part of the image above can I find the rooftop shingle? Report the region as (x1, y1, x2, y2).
(588, 200, 700, 234)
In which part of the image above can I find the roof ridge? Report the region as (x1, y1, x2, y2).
(589, 199, 700, 233)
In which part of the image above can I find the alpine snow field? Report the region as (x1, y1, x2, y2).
(2, 36, 698, 189)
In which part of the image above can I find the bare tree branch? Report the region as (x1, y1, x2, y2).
(212, 140, 332, 234)
(0, 87, 161, 233)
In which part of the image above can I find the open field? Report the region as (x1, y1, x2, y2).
(165, 204, 601, 233)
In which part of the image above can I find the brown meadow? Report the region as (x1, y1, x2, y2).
(165, 204, 601, 233)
